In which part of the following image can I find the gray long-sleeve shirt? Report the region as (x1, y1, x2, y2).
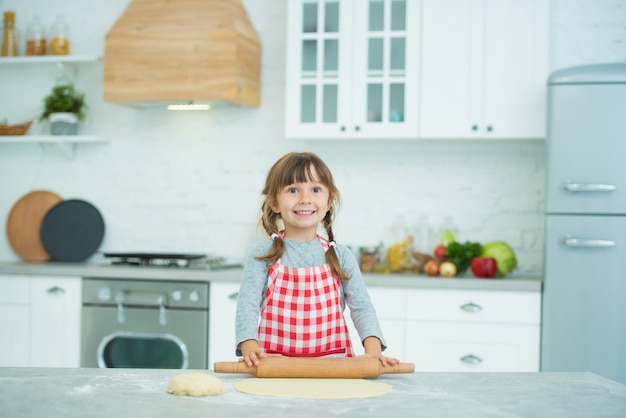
(234, 236, 387, 356)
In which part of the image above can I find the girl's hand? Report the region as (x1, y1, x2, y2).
(239, 339, 266, 367)
(361, 336, 400, 366)
(358, 352, 400, 367)
(377, 354, 400, 367)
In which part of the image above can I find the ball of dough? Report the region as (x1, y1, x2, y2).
(167, 373, 227, 396)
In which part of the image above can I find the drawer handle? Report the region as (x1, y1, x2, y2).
(460, 354, 482, 365)
(460, 302, 482, 313)
(228, 292, 239, 300)
(47, 286, 65, 295)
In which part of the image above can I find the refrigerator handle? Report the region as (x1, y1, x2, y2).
(562, 181, 617, 192)
(563, 237, 616, 248)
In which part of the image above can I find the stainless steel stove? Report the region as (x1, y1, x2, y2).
(81, 253, 242, 369)
(101, 252, 241, 270)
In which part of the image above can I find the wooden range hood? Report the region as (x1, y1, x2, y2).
(103, 0, 261, 107)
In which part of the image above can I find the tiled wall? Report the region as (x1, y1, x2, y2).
(0, 0, 624, 274)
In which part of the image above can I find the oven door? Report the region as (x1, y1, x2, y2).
(81, 305, 208, 369)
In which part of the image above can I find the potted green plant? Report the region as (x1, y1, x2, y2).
(39, 84, 86, 135)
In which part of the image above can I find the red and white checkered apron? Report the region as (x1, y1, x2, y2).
(258, 236, 354, 357)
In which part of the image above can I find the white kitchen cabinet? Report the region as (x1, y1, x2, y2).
(411, 322, 540, 372)
(0, 276, 31, 367)
(0, 275, 30, 304)
(209, 282, 241, 366)
(419, 0, 549, 139)
(0, 306, 31, 366)
(29, 276, 82, 368)
(360, 286, 541, 371)
(285, 0, 420, 139)
(404, 288, 541, 371)
(0, 275, 81, 368)
(345, 287, 406, 358)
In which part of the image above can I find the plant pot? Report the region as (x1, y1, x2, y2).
(49, 112, 79, 135)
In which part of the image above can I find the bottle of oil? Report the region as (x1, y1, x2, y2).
(1, 10, 18, 57)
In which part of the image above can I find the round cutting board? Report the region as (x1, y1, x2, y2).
(6, 190, 63, 261)
(40, 199, 105, 262)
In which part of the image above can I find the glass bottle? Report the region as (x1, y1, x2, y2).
(438, 216, 459, 245)
(26, 15, 46, 56)
(413, 215, 435, 254)
(49, 15, 70, 55)
(1, 10, 18, 57)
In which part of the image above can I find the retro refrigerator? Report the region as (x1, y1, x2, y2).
(541, 63, 626, 384)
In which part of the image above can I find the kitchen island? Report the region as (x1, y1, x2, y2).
(1, 367, 625, 418)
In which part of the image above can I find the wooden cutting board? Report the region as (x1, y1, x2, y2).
(6, 190, 63, 261)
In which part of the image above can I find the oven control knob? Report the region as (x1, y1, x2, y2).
(171, 290, 183, 302)
(97, 286, 112, 301)
(189, 290, 201, 303)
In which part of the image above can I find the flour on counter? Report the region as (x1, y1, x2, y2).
(72, 384, 95, 394)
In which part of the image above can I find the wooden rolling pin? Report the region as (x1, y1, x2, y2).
(214, 357, 415, 379)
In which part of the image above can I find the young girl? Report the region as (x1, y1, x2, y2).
(235, 152, 399, 367)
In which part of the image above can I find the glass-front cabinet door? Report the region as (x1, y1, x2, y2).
(351, 0, 419, 138)
(285, 0, 353, 139)
(285, 0, 419, 139)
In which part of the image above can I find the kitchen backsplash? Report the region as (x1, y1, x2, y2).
(0, 0, 624, 274)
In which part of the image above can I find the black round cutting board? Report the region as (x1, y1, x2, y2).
(40, 199, 105, 262)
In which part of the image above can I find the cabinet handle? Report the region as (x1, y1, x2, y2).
(460, 302, 482, 313)
(460, 354, 482, 365)
(340, 126, 346, 132)
(562, 181, 617, 193)
(354, 125, 360, 132)
(471, 124, 478, 131)
(563, 237, 616, 248)
(486, 125, 493, 132)
(228, 292, 239, 300)
(47, 286, 65, 295)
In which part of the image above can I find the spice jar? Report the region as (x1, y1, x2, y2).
(49, 15, 70, 55)
(26, 16, 46, 56)
(1, 10, 18, 57)
(359, 246, 380, 273)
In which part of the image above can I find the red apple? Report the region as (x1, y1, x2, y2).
(434, 244, 447, 261)
(424, 260, 440, 276)
(471, 257, 498, 278)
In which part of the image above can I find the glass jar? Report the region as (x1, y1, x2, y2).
(49, 15, 70, 55)
(1, 10, 18, 57)
(359, 246, 380, 273)
(26, 16, 46, 56)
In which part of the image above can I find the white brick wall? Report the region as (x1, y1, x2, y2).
(551, 0, 626, 68)
(0, 0, 624, 274)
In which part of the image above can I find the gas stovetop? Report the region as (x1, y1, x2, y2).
(100, 252, 242, 270)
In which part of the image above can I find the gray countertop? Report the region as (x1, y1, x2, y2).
(1, 367, 624, 418)
(0, 261, 542, 291)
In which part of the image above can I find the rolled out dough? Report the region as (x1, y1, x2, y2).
(233, 378, 392, 399)
(167, 373, 227, 396)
